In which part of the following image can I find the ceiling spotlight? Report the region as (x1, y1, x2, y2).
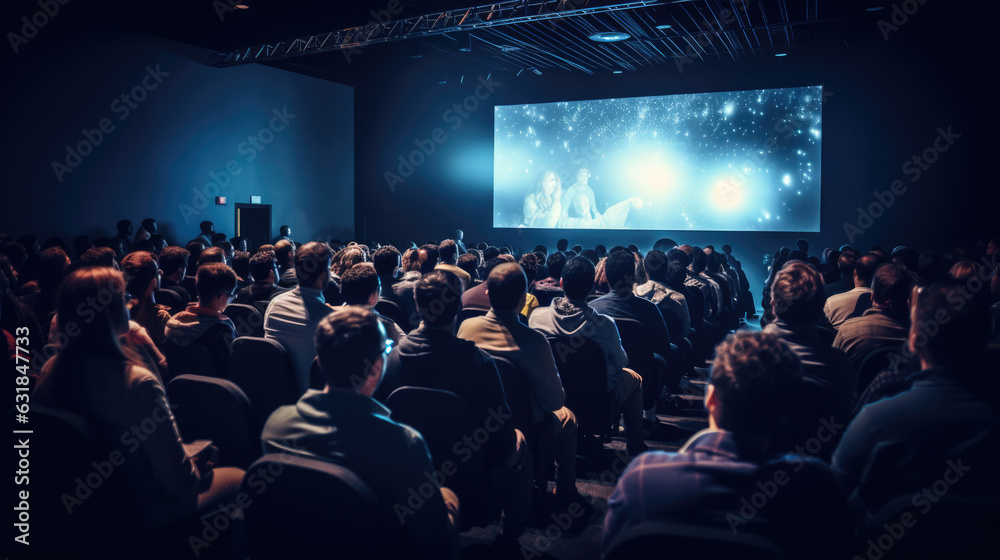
(613, 70, 623, 74)
(774, 52, 788, 57)
(531, 68, 543, 75)
(655, 24, 672, 30)
(589, 32, 631, 42)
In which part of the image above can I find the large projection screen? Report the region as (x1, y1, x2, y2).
(494, 85, 822, 231)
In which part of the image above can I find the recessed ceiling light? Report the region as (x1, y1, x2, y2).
(655, 24, 672, 30)
(613, 70, 623, 74)
(589, 32, 631, 42)
(774, 52, 788, 57)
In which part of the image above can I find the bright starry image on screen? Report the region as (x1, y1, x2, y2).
(493, 85, 823, 231)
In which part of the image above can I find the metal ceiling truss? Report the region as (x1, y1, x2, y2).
(211, 0, 665, 67)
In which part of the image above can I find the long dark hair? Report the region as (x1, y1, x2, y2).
(34, 267, 139, 406)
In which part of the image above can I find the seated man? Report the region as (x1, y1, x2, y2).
(274, 239, 297, 289)
(833, 280, 999, 530)
(233, 250, 286, 315)
(164, 262, 238, 377)
(634, 249, 691, 341)
(824, 252, 879, 329)
(340, 262, 405, 343)
(261, 308, 459, 559)
(603, 331, 851, 559)
(265, 242, 335, 395)
(435, 239, 472, 290)
(529, 256, 646, 456)
(120, 251, 171, 351)
(591, 249, 678, 423)
(457, 262, 584, 507)
(461, 257, 505, 310)
(158, 246, 193, 303)
(763, 262, 856, 457)
(375, 270, 533, 548)
(833, 263, 913, 372)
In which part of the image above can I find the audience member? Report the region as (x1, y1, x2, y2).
(233, 250, 286, 314)
(341, 262, 405, 342)
(603, 330, 851, 559)
(164, 262, 238, 377)
(261, 308, 459, 559)
(529, 256, 647, 455)
(833, 263, 914, 371)
(824, 253, 880, 329)
(264, 241, 335, 394)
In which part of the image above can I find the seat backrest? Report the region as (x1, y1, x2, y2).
(386, 386, 490, 526)
(456, 306, 489, 329)
(868, 492, 1000, 560)
(230, 337, 299, 427)
(604, 521, 783, 560)
(240, 453, 404, 559)
(375, 298, 411, 333)
(154, 288, 185, 314)
(614, 317, 658, 378)
(162, 338, 219, 383)
(492, 355, 533, 433)
(768, 376, 840, 460)
(855, 344, 898, 395)
(225, 303, 265, 338)
(166, 374, 258, 468)
(547, 335, 609, 435)
(658, 304, 685, 344)
(23, 404, 141, 556)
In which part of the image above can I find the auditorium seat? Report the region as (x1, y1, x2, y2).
(166, 374, 258, 468)
(229, 337, 300, 428)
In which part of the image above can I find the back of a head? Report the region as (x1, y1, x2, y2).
(415, 270, 463, 327)
(185, 240, 204, 267)
(652, 238, 678, 253)
(55, 266, 128, 351)
(603, 249, 637, 292)
(196, 262, 237, 302)
(556, 239, 569, 252)
(710, 331, 802, 437)
(333, 247, 365, 277)
(580, 249, 599, 266)
(721, 244, 733, 255)
(483, 246, 500, 261)
(38, 247, 70, 290)
(571, 244, 584, 255)
(199, 246, 226, 266)
(200, 221, 214, 235)
(872, 263, 914, 308)
(771, 261, 826, 323)
(487, 262, 527, 311)
(666, 248, 689, 267)
(837, 252, 857, 276)
(117, 220, 132, 235)
(438, 239, 458, 264)
(249, 251, 278, 283)
(279, 225, 291, 236)
(159, 246, 190, 277)
(689, 249, 707, 274)
(457, 253, 479, 279)
(481, 257, 507, 282)
(419, 244, 439, 274)
(341, 263, 380, 305)
(294, 242, 333, 286)
(546, 252, 567, 280)
(796, 238, 809, 253)
(120, 251, 159, 298)
(274, 240, 295, 266)
(517, 252, 539, 277)
(855, 253, 881, 284)
(372, 245, 401, 278)
(644, 250, 669, 283)
(141, 218, 156, 232)
(232, 251, 250, 279)
(561, 256, 596, 300)
(533, 245, 548, 257)
(912, 280, 992, 366)
(315, 307, 386, 390)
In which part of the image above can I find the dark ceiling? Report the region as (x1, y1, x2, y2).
(2, 0, 975, 85)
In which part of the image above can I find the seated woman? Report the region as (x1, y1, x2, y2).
(558, 193, 644, 229)
(521, 169, 563, 228)
(33, 266, 244, 532)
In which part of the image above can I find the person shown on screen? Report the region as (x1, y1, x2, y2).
(561, 168, 599, 221)
(559, 193, 643, 229)
(522, 169, 563, 228)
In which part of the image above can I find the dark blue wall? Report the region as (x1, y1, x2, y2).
(3, 23, 354, 247)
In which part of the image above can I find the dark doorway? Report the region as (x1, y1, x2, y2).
(236, 203, 271, 250)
